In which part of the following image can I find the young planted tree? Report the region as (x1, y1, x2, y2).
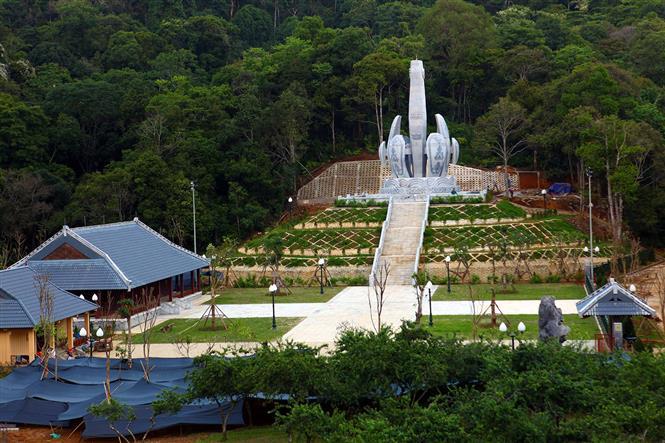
(35, 272, 57, 380)
(202, 242, 230, 330)
(138, 290, 159, 381)
(368, 262, 390, 332)
(263, 235, 290, 294)
(411, 271, 429, 325)
(117, 298, 135, 368)
(88, 398, 137, 443)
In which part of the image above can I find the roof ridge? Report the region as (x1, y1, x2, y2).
(71, 220, 137, 231)
(133, 218, 209, 264)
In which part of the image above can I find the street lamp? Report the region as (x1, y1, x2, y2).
(541, 189, 547, 211)
(444, 256, 451, 293)
(425, 281, 434, 326)
(586, 168, 594, 286)
(91, 293, 98, 302)
(317, 258, 325, 295)
(79, 327, 88, 358)
(191, 181, 197, 254)
(287, 196, 294, 217)
(269, 284, 278, 330)
(79, 294, 85, 300)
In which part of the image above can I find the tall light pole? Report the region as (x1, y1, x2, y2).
(586, 168, 594, 286)
(541, 189, 547, 211)
(191, 181, 197, 254)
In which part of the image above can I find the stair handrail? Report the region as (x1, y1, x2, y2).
(369, 196, 393, 286)
(412, 195, 430, 284)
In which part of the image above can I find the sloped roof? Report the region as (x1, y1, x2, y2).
(28, 259, 127, 290)
(576, 281, 656, 318)
(0, 267, 98, 329)
(11, 218, 209, 290)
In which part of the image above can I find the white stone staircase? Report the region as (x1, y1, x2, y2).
(374, 200, 428, 285)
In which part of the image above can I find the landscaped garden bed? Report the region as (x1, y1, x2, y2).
(430, 283, 585, 301)
(424, 314, 598, 340)
(203, 287, 342, 304)
(132, 317, 303, 343)
(298, 207, 387, 228)
(429, 200, 526, 223)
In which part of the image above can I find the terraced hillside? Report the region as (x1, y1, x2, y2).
(234, 202, 386, 269)
(232, 198, 608, 282)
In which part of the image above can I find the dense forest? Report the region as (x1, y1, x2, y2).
(1, 0, 664, 265)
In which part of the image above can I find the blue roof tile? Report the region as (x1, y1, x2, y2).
(0, 267, 98, 329)
(12, 219, 209, 291)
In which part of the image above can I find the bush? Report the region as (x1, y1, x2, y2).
(529, 274, 543, 284)
(546, 273, 561, 283)
(470, 274, 481, 284)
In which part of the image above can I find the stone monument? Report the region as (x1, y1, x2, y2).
(538, 296, 571, 343)
(379, 60, 460, 195)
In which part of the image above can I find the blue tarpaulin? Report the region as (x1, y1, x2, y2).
(0, 357, 243, 438)
(548, 183, 572, 195)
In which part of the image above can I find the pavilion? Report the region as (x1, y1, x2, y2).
(0, 266, 98, 365)
(9, 218, 209, 313)
(577, 279, 656, 350)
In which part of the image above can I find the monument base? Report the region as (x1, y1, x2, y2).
(380, 176, 460, 195)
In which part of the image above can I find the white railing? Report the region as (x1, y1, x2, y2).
(369, 196, 393, 286)
(412, 196, 430, 284)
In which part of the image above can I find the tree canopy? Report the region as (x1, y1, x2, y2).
(1, 0, 665, 264)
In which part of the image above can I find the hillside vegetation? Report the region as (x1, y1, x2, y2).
(1, 0, 664, 266)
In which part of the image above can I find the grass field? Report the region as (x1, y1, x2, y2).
(204, 287, 342, 304)
(132, 318, 302, 343)
(432, 283, 585, 301)
(424, 314, 599, 340)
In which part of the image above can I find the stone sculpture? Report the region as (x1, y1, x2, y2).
(538, 296, 571, 343)
(378, 60, 460, 179)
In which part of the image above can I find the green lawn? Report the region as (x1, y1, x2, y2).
(432, 283, 585, 301)
(203, 286, 342, 304)
(132, 318, 303, 343)
(198, 426, 288, 442)
(423, 314, 599, 340)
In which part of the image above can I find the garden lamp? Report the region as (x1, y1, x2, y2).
(425, 281, 434, 326)
(317, 258, 326, 294)
(444, 255, 451, 293)
(91, 293, 98, 302)
(269, 284, 278, 330)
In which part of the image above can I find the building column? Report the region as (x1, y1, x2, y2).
(197, 269, 201, 291)
(191, 270, 195, 292)
(168, 277, 173, 302)
(28, 330, 36, 361)
(66, 317, 73, 349)
(180, 274, 185, 298)
(84, 312, 91, 338)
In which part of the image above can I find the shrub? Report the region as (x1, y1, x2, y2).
(530, 274, 543, 284)
(470, 274, 481, 284)
(546, 273, 561, 283)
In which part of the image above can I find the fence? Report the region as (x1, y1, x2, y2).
(297, 160, 520, 203)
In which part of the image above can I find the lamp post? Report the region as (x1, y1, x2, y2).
(91, 293, 98, 302)
(500, 321, 526, 350)
(94, 327, 103, 358)
(287, 196, 294, 218)
(444, 255, 451, 293)
(586, 168, 594, 285)
(541, 189, 547, 211)
(425, 280, 433, 326)
(269, 284, 277, 330)
(317, 258, 325, 295)
(79, 327, 88, 358)
(191, 181, 197, 254)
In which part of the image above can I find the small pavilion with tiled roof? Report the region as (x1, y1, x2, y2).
(0, 266, 98, 365)
(577, 279, 656, 349)
(10, 218, 209, 313)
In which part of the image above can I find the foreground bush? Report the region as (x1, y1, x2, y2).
(183, 324, 665, 442)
